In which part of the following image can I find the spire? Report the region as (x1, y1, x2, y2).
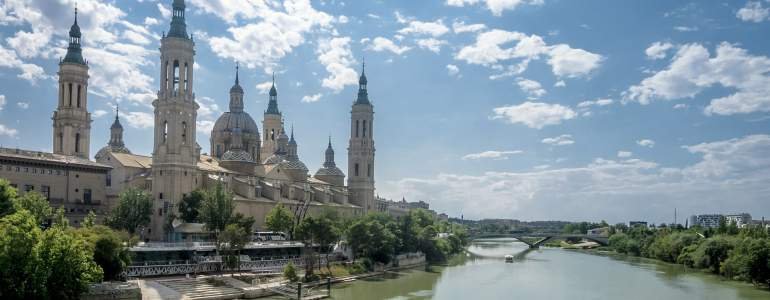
(324, 135, 335, 168)
(355, 60, 370, 105)
(109, 104, 125, 147)
(167, 0, 189, 39)
(63, 5, 85, 65)
(289, 125, 296, 144)
(235, 62, 240, 85)
(111, 104, 122, 129)
(266, 72, 280, 115)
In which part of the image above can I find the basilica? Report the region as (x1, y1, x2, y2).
(0, 0, 377, 241)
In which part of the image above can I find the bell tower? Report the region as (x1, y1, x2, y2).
(150, 0, 199, 240)
(348, 62, 376, 212)
(53, 8, 91, 159)
(261, 74, 283, 162)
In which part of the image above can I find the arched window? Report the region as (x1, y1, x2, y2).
(68, 83, 73, 106)
(354, 163, 359, 177)
(164, 61, 169, 91)
(271, 129, 275, 141)
(172, 60, 180, 94)
(60, 84, 64, 106)
(181, 121, 187, 144)
(216, 144, 222, 157)
(75, 133, 81, 153)
(76, 85, 82, 108)
(369, 120, 373, 137)
(184, 62, 189, 94)
(355, 120, 359, 137)
(367, 164, 372, 177)
(362, 120, 367, 137)
(163, 121, 168, 143)
(58, 132, 63, 152)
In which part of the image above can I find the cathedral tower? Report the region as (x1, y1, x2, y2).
(150, 0, 199, 240)
(261, 75, 283, 161)
(53, 8, 91, 159)
(348, 63, 376, 212)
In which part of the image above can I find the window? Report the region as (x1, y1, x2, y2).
(15, 166, 20, 172)
(271, 129, 275, 141)
(355, 120, 359, 137)
(173, 60, 180, 93)
(163, 121, 168, 143)
(10, 184, 17, 189)
(184, 62, 189, 93)
(363, 120, 367, 137)
(368, 164, 372, 177)
(83, 189, 92, 204)
(106, 173, 111, 187)
(216, 144, 222, 157)
(58, 132, 63, 152)
(76, 85, 82, 108)
(75, 133, 81, 153)
(68, 83, 73, 106)
(182, 121, 187, 144)
(24, 184, 34, 192)
(159, 192, 164, 200)
(41, 186, 50, 200)
(354, 163, 359, 177)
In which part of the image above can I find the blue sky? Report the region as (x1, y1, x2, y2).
(1, 0, 770, 223)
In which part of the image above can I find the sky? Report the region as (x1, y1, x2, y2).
(1, 0, 770, 224)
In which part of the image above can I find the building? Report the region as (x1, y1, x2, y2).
(629, 221, 648, 228)
(88, 0, 377, 241)
(725, 213, 752, 228)
(0, 0, 387, 240)
(587, 227, 609, 237)
(689, 214, 722, 228)
(374, 196, 432, 217)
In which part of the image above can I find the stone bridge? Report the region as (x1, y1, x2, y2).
(471, 233, 609, 248)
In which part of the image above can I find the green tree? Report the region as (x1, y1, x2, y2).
(230, 212, 256, 233)
(52, 206, 69, 229)
(178, 190, 205, 223)
(265, 204, 294, 238)
(199, 183, 234, 237)
(0, 178, 18, 218)
(347, 215, 398, 265)
(38, 227, 103, 299)
(75, 226, 131, 282)
(106, 188, 152, 235)
(721, 238, 770, 285)
(0, 210, 44, 299)
(218, 223, 250, 274)
(692, 236, 736, 273)
(283, 261, 298, 282)
(12, 191, 52, 225)
(83, 210, 97, 228)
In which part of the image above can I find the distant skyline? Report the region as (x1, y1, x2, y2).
(1, 0, 769, 223)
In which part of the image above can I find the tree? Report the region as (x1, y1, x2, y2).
(347, 216, 397, 265)
(12, 191, 52, 225)
(106, 188, 152, 236)
(74, 226, 131, 282)
(199, 183, 234, 237)
(294, 216, 319, 279)
(38, 227, 103, 299)
(218, 224, 250, 274)
(230, 212, 256, 233)
(0, 210, 45, 299)
(265, 204, 293, 238)
(83, 210, 97, 228)
(283, 261, 298, 282)
(178, 190, 205, 223)
(52, 206, 69, 229)
(0, 178, 17, 218)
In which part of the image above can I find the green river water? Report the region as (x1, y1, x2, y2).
(310, 238, 770, 300)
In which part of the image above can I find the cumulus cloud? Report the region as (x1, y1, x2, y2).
(637, 139, 655, 148)
(462, 150, 523, 160)
(446, 64, 460, 77)
(301, 93, 322, 103)
(736, 1, 770, 22)
(446, 0, 544, 16)
(577, 98, 613, 108)
(197, 97, 221, 118)
(455, 29, 602, 78)
(196, 120, 215, 135)
(541, 134, 574, 146)
(92, 110, 108, 118)
(617, 151, 633, 158)
(316, 37, 358, 93)
(0, 124, 18, 137)
(16, 101, 29, 109)
(452, 21, 487, 33)
(366, 37, 411, 55)
(645, 41, 673, 60)
(398, 19, 450, 37)
(380, 134, 770, 222)
(416, 38, 449, 53)
(120, 111, 154, 129)
(0, 95, 5, 111)
(255, 81, 273, 94)
(516, 77, 546, 99)
(624, 42, 770, 115)
(492, 101, 577, 129)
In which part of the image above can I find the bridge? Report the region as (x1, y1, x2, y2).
(470, 233, 609, 248)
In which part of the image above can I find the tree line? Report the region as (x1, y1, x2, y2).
(606, 219, 770, 288)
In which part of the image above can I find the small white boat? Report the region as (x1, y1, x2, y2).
(504, 255, 514, 263)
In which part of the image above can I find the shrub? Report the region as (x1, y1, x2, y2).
(283, 262, 298, 282)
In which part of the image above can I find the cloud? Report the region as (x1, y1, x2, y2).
(645, 41, 673, 60)
(455, 29, 602, 78)
(197, 97, 221, 118)
(316, 37, 358, 93)
(492, 101, 577, 129)
(301, 93, 322, 103)
(624, 42, 770, 115)
(617, 151, 633, 158)
(673, 26, 698, 32)
(577, 98, 613, 108)
(144, 17, 160, 26)
(92, 110, 108, 118)
(204, 0, 335, 72)
(516, 77, 546, 99)
(637, 139, 655, 148)
(196, 120, 215, 135)
(452, 21, 487, 33)
(15, 101, 28, 109)
(541, 134, 575, 146)
(366, 37, 411, 55)
(446, 64, 460, 77)
(446, 0, 544, 16)
(0, 124, 18, 137)
(0, 95, 5, 110)
(157, 3, 171, 19)
(416, 38, 448, 53)
(737, 1, 770, 22)
(121, 111, 154, 129)
(673, 103, 688, 109)
(381, 134, 770, 221)
(554, 80, 566, 87)
(255, 81, 273, 94)
(462, 150, 523, 160)
(398, 19, 450, 37)
(0, 45, 48, 83)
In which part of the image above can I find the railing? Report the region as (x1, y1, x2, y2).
(125, 256, 327, 278)
(130, 241, 304, 251)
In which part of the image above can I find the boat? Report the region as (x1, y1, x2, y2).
(504, 255, 514, 263)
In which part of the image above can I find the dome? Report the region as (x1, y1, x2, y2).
(315, 165, 344, 177)
(221, 149, 253, 162)
(69, 22, 81, 38)
(281, 159, 309, 172)
(230, 83, 243, 94)
(212, 111, 259, 135)
(95, 144, 130, 160)
(263, 153, 285, 165)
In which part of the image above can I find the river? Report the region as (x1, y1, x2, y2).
(320, 238, 770, 300)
